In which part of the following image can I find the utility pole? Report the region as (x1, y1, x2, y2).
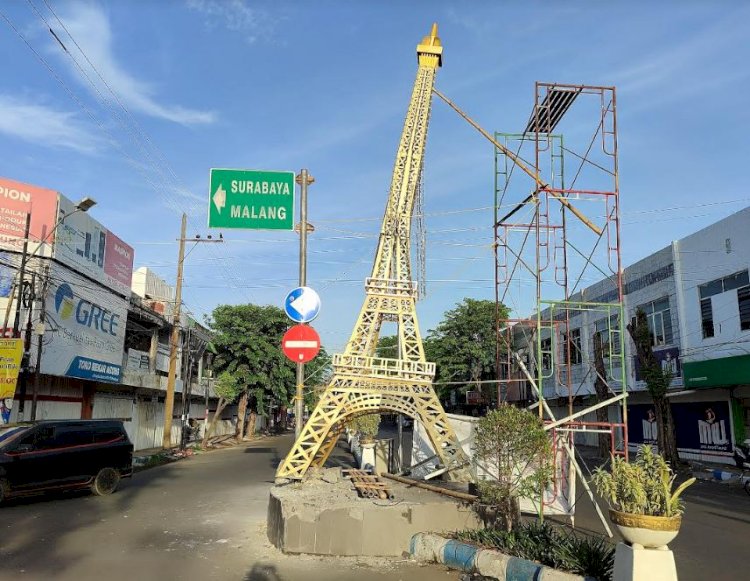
(162, 215, 223, 449)
(295, 169, 313, 438)
(163, 213, 187, 449)
(31, 270, 48, 421)
(12, 213, 31, 338)
(14, 213, 31, 419)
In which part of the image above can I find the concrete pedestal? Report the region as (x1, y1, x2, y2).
(613, 542, 677, 581)
(360, 442, 376, 471)
(268, 472, 481, 557)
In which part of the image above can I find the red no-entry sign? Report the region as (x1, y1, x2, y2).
(282, 324, 321, 363)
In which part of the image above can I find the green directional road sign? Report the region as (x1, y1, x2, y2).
(208, 168, 295, 230)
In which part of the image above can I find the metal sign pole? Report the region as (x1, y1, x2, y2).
(295, 169, 313, 438)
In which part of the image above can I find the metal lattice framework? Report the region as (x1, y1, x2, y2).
(276, 24, 469, 481)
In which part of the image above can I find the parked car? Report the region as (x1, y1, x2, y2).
(0, 419, 133, 504)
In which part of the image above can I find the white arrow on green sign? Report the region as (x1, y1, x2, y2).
(208, 168, 295, 230)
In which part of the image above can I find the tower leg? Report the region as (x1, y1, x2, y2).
(277, 381, 471, 481)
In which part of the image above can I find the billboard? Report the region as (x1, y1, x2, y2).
(628, 401, 734, 458)
(40, 264, 128, 383)
(53, 196, 134, 296)
(0, 178, 135, 296)
(0, 176, 59, 253)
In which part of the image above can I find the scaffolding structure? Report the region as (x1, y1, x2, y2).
(493, 83, 628, 525)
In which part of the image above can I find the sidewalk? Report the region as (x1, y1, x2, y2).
(132, 432, 281, 470)
(687, 458, 745, 483)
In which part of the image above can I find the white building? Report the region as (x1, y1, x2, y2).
(511, 207, 750, 464)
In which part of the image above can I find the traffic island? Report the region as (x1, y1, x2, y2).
(267, 467, 481, 557)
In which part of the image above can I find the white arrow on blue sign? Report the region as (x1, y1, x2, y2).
(284, 286, 321, 323)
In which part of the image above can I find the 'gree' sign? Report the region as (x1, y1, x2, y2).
(208, 168, 295, 230)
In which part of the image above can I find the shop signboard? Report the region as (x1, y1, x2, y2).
(53, 196, 134, 296)
(0, 176, 59, 253)
(40, 264, 128, 383)
(633, 346, 681, 381)
(628, 400, 733, 457)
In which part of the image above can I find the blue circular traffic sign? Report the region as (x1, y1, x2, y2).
(284, 286, 321, 323)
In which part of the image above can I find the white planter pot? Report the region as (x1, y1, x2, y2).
(610, 509, 681, 549)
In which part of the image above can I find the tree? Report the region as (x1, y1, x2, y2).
(627, 308, 679, 467)
(427, 298, 509, 403)
(202, 371, 242, 446)
(375, 335, 398, 358)
(208, 304, 296, 440)
(473, 405, 552, 531)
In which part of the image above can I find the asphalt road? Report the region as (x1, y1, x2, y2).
(3, 433, 747, 581)
(0, 434, 457, 581)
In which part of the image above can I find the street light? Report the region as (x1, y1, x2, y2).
(74, 197, 97, 213)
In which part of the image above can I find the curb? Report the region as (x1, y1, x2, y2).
(410, 533, 592, 581)
(690, 467, 739, 483)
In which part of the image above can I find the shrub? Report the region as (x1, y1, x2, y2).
(473, 405, 553, 530)
(591, 445, 695, 517)
(454, 521, 614, 581)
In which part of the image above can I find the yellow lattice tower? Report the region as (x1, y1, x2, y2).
(276, 24, 469, 481)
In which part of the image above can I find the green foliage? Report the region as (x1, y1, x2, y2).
(208, 304, 296, 414)
(426, 298, 509, 400)
(591, 445, 696, 517)
(213, 371, 242, 403)
(454, 522, 614, 581)
(375, 335, 398, 358)
(348, 414, 381, 441)
(473, 406, 552, 518)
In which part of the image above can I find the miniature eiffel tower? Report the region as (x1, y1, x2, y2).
(276, 24, 469, 481)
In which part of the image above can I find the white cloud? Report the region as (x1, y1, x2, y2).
(0, 94, 100, 153)
(56, 2, 216, 126)
(186, 0, 278, 43)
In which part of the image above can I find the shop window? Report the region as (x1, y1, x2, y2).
(540, 337, 552, 370)
(562, 328, 582, 365)
(636, 297, 673, 346)
(739, 286, 750, 331)
(701, 297, 714, 338)
(594, 315, 621, 356)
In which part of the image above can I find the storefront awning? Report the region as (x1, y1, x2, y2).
(682, 354, 750, 389)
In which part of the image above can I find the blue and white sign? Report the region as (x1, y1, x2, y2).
(38, 263, 128, 383)
(284, 286, 321, 323)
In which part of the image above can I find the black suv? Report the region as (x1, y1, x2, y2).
(0, 420, 133, 503)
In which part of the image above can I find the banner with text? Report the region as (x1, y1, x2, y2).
(0, 339, 23, 424)
(0, 176, 59, 254)
(627, 400, 734, 457)
(40, 264, 128, 383)
(54, 196, 134, 296)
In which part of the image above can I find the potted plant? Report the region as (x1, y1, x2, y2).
(349, 414, 381, 445)
(592, 445, 695, 548)
(348, 414, 381, 471)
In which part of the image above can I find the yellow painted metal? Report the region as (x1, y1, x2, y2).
(276, 24, 469, 481)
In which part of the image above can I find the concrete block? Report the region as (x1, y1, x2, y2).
(362, 505, 413, 556)
(328, 508, 364, 556)
(613, 542, 677, 581)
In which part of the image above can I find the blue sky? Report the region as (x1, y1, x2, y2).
(1, 1, 749, 353)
